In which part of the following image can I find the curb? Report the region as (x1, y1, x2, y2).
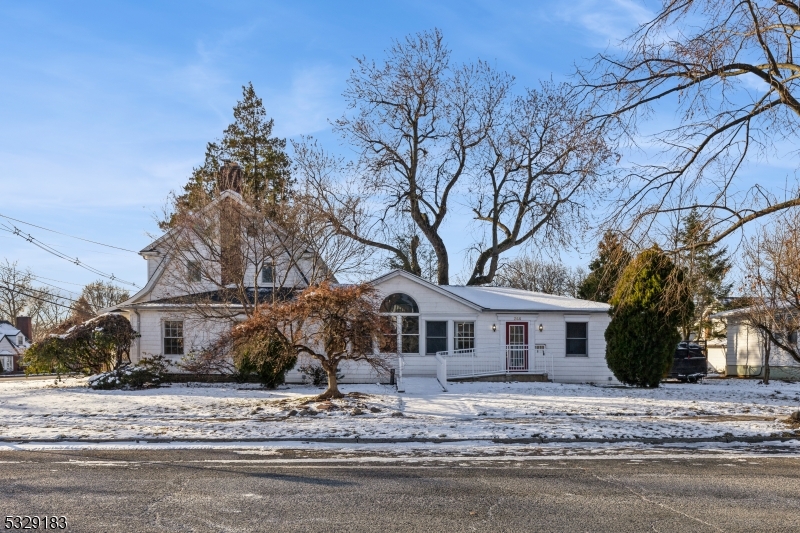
(0, 434, 798, 446)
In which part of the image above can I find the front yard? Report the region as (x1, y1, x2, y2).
(1, 377, 799, 442)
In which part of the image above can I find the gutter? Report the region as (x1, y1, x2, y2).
(133, 309, 141, 362)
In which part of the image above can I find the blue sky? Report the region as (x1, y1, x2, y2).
(0, 0, 661, 293)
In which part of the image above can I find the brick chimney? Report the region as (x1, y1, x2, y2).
(219, 161, 243, 193)
(15, 316, 32, 342)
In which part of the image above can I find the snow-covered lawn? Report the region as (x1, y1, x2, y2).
(1, 377, 799, 442)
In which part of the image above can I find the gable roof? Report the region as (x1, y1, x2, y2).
(370, 270, 610, 313)
(109, 190, 326, 312)
(0, 320, 21, 337)
(0, 320, 29, 352)
(139, 190, 246, 254)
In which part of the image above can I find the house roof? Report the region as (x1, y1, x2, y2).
(141, 287, 298, 306)
(0, 320, 29, 352)
(371, 270, 610, 313)
(439, 285, 610, 313)
(106, 190, 325, 313)
(0, 320, 21, 336)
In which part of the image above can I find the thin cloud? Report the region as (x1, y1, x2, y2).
(552, 0, 653, 48)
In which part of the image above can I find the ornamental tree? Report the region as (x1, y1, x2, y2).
(605, 246, 692, 387)
(231, 281, 387, 399)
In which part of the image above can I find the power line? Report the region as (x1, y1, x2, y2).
(27, 274, 85, 287)
(0, 213, 139, 253)
(27, 276, 82, 298)
(0, 284, 78, 310)
(0, 223, 140, 288)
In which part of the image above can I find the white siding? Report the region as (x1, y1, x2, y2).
(372, 276, 478, 377)
(130, 309, 230, 368)
(370, 276, 616, 383)
(726, 318, 800, 378)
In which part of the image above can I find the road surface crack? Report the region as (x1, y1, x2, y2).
(595, 475, 723, 532)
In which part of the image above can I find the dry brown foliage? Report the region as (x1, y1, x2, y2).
(231, 282, 388, 399)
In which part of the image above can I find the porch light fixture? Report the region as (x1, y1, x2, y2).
(491, 324, 496, 332)
(538, 324, 543, 332)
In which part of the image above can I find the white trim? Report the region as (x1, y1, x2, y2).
(496, 313, 538, 322)
(370, 270, 484, 311)
(564, 314, 591, 322)
(565, 320, 590, 358)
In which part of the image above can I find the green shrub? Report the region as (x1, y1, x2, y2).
(605, 247, 692, 387)
(87, 355, 171, 390)
(24, 314, 137, 376)
(298, 363, 343, 386)
(232, 329, 296, 388)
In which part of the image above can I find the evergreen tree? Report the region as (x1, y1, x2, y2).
(605, 246, 692, 387)
(674, 209, 732, 340)
(163, 83, 291, 228)
(578, 231, 631, 302)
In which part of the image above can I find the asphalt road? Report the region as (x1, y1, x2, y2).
(1, 449, 799, 532)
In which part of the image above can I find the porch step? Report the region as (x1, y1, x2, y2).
(449, 373, 550, 383)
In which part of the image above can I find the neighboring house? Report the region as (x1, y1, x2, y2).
(710, 308, 800, 379)
(0, 319, 31, 373)
(108, 190, 617, 384)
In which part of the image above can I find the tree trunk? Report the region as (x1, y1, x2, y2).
(763, 343, 771, 385)
(318, 364, 343, 399)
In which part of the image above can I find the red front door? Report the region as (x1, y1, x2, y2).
(506, 322, 528, 371)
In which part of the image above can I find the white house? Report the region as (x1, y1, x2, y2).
(364, 270, 615, 385)
(0, 320, 30, 373)
(711, 308, 800, 380)
(109, 190, 616, 385)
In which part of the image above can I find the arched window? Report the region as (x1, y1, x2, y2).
(379, 293, 419, 354)
(379, 293, 419, 314)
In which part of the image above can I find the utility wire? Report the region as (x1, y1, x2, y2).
(26, 277, 81, 298)
(0, 213, 138, 253)
(27, 274, 85, 287)
(0, 284, 78, 310)
(0, 223, 140, 288)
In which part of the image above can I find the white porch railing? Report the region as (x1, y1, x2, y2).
(436, 348, 503, 379)
(396, 353, 405, 392)
(435, 353, 448, 391)
(435, 345, 554, 388)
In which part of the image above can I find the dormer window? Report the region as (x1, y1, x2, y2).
(17, 335, 23, 346)
(187, 261, 201, 282)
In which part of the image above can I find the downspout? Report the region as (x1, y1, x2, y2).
(133, 309, 141, 362)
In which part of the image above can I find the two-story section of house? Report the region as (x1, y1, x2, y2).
(107, 189, 321, 367)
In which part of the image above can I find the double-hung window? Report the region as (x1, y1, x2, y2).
(163, 321, 184, 356)
(401, 317, 419, 354)
(454, 322, 475, 351)
(261, 265, 274, 284)
(425, 321, 447, 355)
(566, 322, 588, 356)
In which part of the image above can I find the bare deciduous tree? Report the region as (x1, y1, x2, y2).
(0, 259, 34, 322)
(298, 29, 613, 286)
(0, 260, 71, 340)
(580, 0, 800, 248)
(494, 257, 587, 298)
(741, 210, 800, 383)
